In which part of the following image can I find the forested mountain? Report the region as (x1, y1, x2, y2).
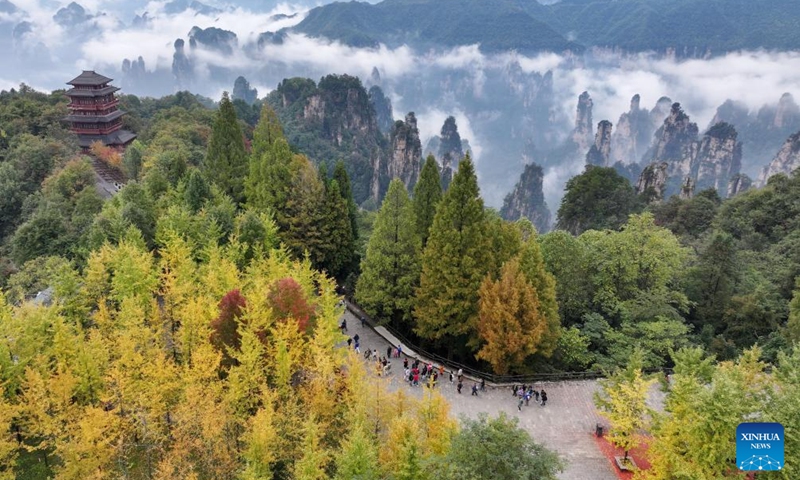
(293, 0, 800, 54)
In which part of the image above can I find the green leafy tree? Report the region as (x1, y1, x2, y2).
(282, 155, 328, 268)
(594, 348, 655, 462)
(122, 139, 145, 180)
(644, 348, 769, 479)
(356, 179, 420, 331)
(556, 165, 642, 235)
(412, 155, 442, 247)
(335, 425, 379, 480)
(415, 155, 492, 358)
(685, 231, 738, 333)
(539, 230, 592, 326)
(438, 413, 563, 480)
(789, 278, 800, 342)
(768, 346, 800, 479)
(204, 92, 247, 204)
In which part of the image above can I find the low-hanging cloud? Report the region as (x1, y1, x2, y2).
(3, 1, 800, 213)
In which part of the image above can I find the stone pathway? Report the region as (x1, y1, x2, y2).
(341, 309, 618, 480)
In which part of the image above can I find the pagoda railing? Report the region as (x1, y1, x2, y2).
(70, 125, 123, 135)
(68, 99, 120, 111)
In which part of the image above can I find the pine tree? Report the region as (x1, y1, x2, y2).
(282, 155, 327, 268)
(518, 234, 561, 357)
(251, 103, 284, 160)
(356, 179, 421, 331)
(204, 92, 247, 204)
(414, 155, 491, 357)
(183, 169, 211, 213)
(333, 160, 359, 242)
(320, 179, 355, 279)
(245, 137, 294, 225)
(476, 258, 547, 374)
(413, 155, 442, 247)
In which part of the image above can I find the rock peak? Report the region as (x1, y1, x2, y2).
(571, 91, 594, 152)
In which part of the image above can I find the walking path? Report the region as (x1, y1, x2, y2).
(341, 308, 621, 480)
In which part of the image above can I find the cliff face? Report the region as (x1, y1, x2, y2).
(387, 112, 422, 191)
(267, 74, 388, 204)
(188, 26, 238, 55)
(501, 163, 551, 234)
(727, 173, 753, 197)
(759, 131, 800, 185)
(638, 113, 742, 200)
(635, 162, 669, 200)
(368, 85, 393, 135)
(710, 93, 800, 178)
(611, 94, 664, 165)
(694, 122, 742, 193)
(586, 120, 613, 166)
(438, 116, 463, 190)
(572, 91, 594, 152)
(172, 38, 192, 90)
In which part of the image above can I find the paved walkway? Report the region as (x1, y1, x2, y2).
(341, 309, 619, 480)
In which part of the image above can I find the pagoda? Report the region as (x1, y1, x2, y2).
(64, 70, 136, 150)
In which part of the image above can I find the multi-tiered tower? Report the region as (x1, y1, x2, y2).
(64, 70, 136, 150)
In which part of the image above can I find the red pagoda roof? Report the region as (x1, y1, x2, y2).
(67, 70, 113, 86)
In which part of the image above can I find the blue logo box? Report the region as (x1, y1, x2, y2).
(737, 422, 784, 471)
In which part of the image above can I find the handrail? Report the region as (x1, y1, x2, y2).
(344, 298, 673, 386)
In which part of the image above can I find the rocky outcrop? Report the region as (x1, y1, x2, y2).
(233, 76, 258, 105)
(438, 116, 464, 190)
(572, 91, 594, 152)
(639, 112, 742, 200)
(774, 93, 800, 129)
(635, 162, 669, 201)
(268, 74, 387, 204)
(188, 26, 238, 55)
(368, 85, 393, 135)
(759, 131, 800, 185)
(53, 2, 91, 27)
(586, 120, 612, 166)
(694, 122, 742, 193)
(387, 112, 422, 191)
(171, 38, 193, 90)
(727, 173, 752, 197)
(611, 94, 661, 165)
(501, 163, 551, 234)
(710, 99, 750, 129)
(646, 103, 699, 167)
(121, 56, 146, 92)
(679, 176, 695, 200)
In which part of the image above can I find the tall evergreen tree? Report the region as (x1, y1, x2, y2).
(320, 179, 355, 280)
(413, 155, 442, 247)
(356, 179, 421, 331)
(414, 155, 491, 357)
(282, 155, 327, 267)
(333, 160, 359, 242)
(204, 92, 247, 204)
(183, 169, 211, 213)
(518, 233, 561, 356)
(245, 137, 294, 225)
(251, 103, 284, 160)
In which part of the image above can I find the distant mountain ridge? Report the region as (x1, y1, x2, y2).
(291, 0, 800, 54)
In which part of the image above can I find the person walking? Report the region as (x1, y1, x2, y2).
(449, 371, 454, 383)
(340, 319, 347, 332)
(354, 341, 360, 354)
(512, 385, 518, 397)
(457, 381, 463, 394)
(541, 390, 547, 407)
(518, 396, 524, 411)
(360, 315, 366, 327)
(398, 344, 403, 357)
(387, 346, 392, 359)
(471, 383, 479, 396)
(403, 358, 409, 370)
(347, 337, 352, 348)
(524, 391, 530, 406)
(480, 378, 485, 391)
(353, 334, 359, 344)
(533, 388, 539, 402)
